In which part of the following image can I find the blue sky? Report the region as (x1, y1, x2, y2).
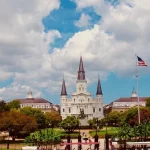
(0, 0, 150, 105)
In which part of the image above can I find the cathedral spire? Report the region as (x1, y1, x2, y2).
(77, 56, 85, 80)
(61, 78, 67, 96)
(96, 76, 103, 95)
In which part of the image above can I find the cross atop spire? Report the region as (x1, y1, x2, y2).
(61, 78, 67, 96)
(96, 75, 103, 95)
(77, 56, 85, 80)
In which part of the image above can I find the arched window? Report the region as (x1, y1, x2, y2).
(69, 108, 71, 113)
(63, 108, 65, 112)
(99, 108, 101, 112)
(93, 108, 95, 113)
(74, 99, 75, 102)
(79, 87, 81, 91)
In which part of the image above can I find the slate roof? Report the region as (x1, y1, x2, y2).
(16, 98, 52, 104)
(113, 97, 147, 102)
(96, 77, 102, 95)
(61, 78, 67, 96)
(77, 56, 85, 80)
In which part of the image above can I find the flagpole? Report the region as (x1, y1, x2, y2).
(135, 54, 140, 124)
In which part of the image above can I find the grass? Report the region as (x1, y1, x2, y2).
(53, 128, 80, 139)
(60, 131, 79, 139)
(89, 127, 118, 138)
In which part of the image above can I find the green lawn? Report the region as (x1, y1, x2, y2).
(89, 127, 118, 138)
(53, 128, 79, 139)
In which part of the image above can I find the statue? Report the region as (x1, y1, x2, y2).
(78, 108, 86, 119)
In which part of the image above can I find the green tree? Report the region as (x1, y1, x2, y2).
(117, 123, 131, 140)
(146, 97, 150, 108)
(87, 119, 95, 129)
(25, 129, 62, 147)
(59, 116, 79, 133)
(0, 110, 37, 141)
(6, 100, 20, 110)
(20, 106, 46, 129)
(129, 108, 150, 126)
(45, 110, 62, 127)
(0, 100, 8, 112)
(106, 111, 121, 125)
(120, 107, 139, 124)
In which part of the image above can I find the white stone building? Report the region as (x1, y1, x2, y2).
(60, 57, 104, 122)
(109, 89, 148, 112)
(16, 91, 59, 113)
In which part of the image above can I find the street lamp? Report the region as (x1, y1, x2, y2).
(94, 118, 99, 150)
(7, 128, 10, 149)
(67, 124, 71, 150)
(78, 123, 82, 150)
(105, 122, 109, 150)
(106, 123, 108, 135)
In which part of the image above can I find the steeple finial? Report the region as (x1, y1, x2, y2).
(61, 78, 67, 96)
(96, 75, 103, 95)
(77, 56, 85, 80)
(131, 87, 137, 97)
(27, 90, 33, 98)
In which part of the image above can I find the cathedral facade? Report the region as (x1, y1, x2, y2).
(60, 57, 104, 121)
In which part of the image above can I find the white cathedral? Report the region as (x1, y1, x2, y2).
(60, 57, 104, 123)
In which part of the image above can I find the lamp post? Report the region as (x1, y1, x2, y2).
(67, 124, 71, 150)
(78, 123, 82, 150)
(94, 118, 99, 150)
(105, 122, 109, 150)
(7, 128, 10, 149)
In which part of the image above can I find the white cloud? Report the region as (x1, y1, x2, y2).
(0, 0, 150, 102)
(0, 0, 61, 100)
(49, 0, 150, 90)
(74, 13, 91, 28)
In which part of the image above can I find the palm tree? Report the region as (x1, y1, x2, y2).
(26, 128, 62, 148)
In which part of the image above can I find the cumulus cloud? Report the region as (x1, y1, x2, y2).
(0, 0, 150, 102)
(74, 13, 91, 28)
(0, 0, 61, 100)
(49, 0, 150, 91)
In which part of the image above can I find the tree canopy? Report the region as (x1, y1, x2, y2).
(7, 100, 20, 110)
(20, 106, 46, 129)
(45, 110, 62, 127)
(59, 116, 79, 133)
(0, 110, 37, 140)
(146, 97, 150, 108)
(119, 106, 150, 126)
(25, 128, 62, 145)
(0, 100, 8, 112)
(105, 111, 121, 125)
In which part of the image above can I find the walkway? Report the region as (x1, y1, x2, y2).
(57, 129, 105, 149)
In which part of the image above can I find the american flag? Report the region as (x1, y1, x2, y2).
(137, 56, 147, 66)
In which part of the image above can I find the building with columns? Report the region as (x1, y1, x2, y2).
(16, 91, 59, 113)
(107, 88, 148, 113)
(60, 57, 104, 123)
